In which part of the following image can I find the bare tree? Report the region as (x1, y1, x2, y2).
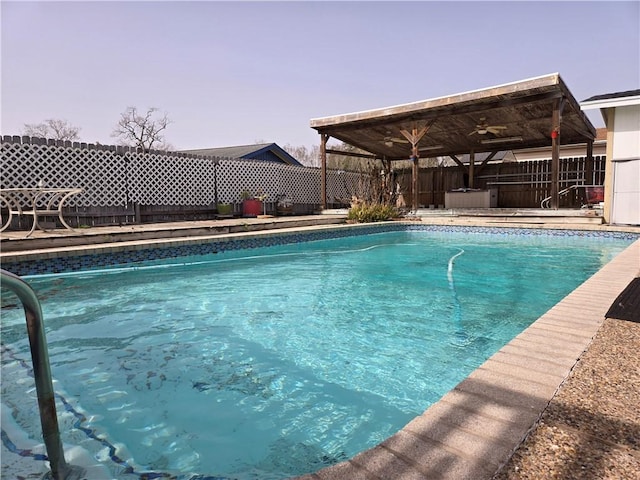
(283, 143, 320, 167)
(23, 119, 80, 141)
(111, 107, 173, 151)
(326, 142, 380, 172)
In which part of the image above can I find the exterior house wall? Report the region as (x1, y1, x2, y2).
(511, 128, 607, 162)
(512, 143, 606, 162)
(610, 105, 640, 225)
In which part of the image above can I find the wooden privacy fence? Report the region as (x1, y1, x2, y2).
(396, 156, 606, 208)
(1, 136, 362, 228)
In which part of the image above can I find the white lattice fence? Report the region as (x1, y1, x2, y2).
(1, 140, 127, 206)
(327, 170, 365, 204)
(216, 160, 321, 204)
(125, 154, 326, 206)
(276, 164, 320, 203)
(218, 159, 276, 203)
(128, 153, 218, 206)
(1, 136, 340, 214)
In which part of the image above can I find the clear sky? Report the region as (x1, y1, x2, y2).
(2, 1, 639, 151)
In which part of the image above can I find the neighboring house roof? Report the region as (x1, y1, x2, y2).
(581, 90, 640, 129)
(181, 143, 302, 166)
(582, 89, 640, 103)
(581, 89, 640, 110)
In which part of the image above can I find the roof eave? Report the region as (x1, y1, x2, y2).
(310, 73, 563, 130)
(581, 95, 640, 110)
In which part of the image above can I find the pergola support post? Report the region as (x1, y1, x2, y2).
(320, 133, 328, 210)
(468, 150, 475, 189)
(411, 151, 419, 210)
(550, 97, 565, 209)
(585, 139, 594, 185)
(400, 124, 431, 211)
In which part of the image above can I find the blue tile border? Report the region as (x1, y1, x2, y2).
(2, 224, 638, 277)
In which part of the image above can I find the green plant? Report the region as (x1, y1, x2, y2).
(240, 189, 267, 201)
(347, 202, 399, 223)
(216, 203, 233, 215)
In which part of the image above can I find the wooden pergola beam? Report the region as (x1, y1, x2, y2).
(325, 148, 377, 159)
(475, 151, 498, 177)
(449, 154, 467, 171)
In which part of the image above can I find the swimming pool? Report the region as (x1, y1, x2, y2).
(0, 226, 634, 479)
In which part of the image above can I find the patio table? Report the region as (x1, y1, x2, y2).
(0, 187, 84, 237)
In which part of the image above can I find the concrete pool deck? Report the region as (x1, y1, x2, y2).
(1, 215, 639, 479)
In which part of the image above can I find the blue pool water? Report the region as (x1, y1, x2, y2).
(0, 229, 632, 479)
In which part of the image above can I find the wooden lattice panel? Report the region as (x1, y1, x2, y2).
(1, 141, 127, 206)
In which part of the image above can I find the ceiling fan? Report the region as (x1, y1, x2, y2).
(468, 118, 507, 136)
(382, 135, 409, 147)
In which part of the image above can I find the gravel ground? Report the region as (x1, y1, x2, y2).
(493, 318, 640, 479)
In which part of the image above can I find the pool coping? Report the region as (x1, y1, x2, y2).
(2, 221, 640, 479)
(2, 221, 638, 276)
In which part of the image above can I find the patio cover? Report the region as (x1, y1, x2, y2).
(310, 73, 597, 210)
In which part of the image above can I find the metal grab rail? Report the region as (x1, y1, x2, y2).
(540, 184, 605, 209)
(0, 269, 85, 480)
(540, 184, 579, 209)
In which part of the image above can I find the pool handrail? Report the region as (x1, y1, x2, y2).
(0, 269, 85, 480)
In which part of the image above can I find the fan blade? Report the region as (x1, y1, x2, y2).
(468, 129, 478, 136)
(390, 137, 410, 143)
(487, 126, 508, 134)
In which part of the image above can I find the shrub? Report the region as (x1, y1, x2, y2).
(347, 202, 399, 223)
